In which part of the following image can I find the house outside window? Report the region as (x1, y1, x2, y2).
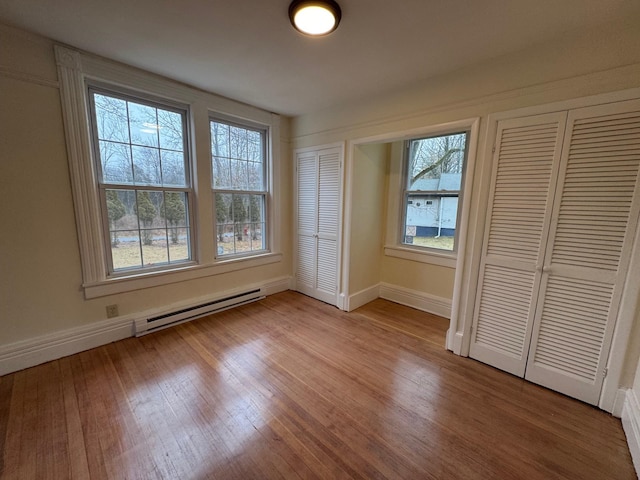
(402, 131, 469, 252)
(89, 88, 194, 274)
(210, 118, 268, 257)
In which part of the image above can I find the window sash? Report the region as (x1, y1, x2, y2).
(88, 86, 195, 275)
(401, 131, 469, 252)
(210, 117, 269, 258)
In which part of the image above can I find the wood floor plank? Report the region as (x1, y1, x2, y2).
(0, 291, 635, 479)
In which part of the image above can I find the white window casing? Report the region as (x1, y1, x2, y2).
(55, 46, 282, 299)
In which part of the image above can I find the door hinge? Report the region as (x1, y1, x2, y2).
(603, 367, 608, 378)
(492, 145, 496, 154)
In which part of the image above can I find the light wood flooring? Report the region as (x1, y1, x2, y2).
(0, 291, 635, 479)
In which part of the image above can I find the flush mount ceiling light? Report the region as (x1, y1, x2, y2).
(289, 0, 342, 36)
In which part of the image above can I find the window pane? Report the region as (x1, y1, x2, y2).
(99, 140, 133, 184)
(128, 102, 159, 148)
(210, 122, 229, 158)
(141, 228, 169, 266)
(111, 230, 142, 270)
(132, 145, 162, 185)
(407, 133, 466, 190)
(169, 228, 190, 263)
(157, 109, 184, 151)
(212, 157, 232, 189)
(160, 150, 187, 187)
(229, 125, 247, 160)
(247, 130, 262, 162)
(94, 94, 130, 144)
(161, 191, 188, 229)
(404, 194, 457, 251)
(230, 159, 248, 190)
(248, 161, 263, 190)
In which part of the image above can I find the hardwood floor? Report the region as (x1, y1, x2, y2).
(0, 291, 635, 479)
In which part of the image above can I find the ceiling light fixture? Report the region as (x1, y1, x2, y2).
(289, 0, 342, 36)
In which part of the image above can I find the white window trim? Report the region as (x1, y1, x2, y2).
(383, 118, 480, 266)
(55, 45, 282, 298)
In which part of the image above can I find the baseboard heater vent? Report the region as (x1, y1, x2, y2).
(135, 288, 264, 336)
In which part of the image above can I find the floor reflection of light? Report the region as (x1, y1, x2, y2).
(123, 338, 269, 477)
(383, 350, 445, 469)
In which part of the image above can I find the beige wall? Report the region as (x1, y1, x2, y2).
(348, 143, 389, 294)
(0, 24, 292, 346)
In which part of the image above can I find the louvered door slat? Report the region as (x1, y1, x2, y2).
(297, 153, 317, 234)
(318, 151, 340, 238)
(525, 101, 640, 404)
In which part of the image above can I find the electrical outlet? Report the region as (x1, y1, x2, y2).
(106, 304, 119, 318)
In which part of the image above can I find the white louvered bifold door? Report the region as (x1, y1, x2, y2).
(469, 113, 567, 376)
(295, 147, 342, 306)
(315, 149, 341, 305)
(525, 99, 640, 404)
(296, 151, 318, 297)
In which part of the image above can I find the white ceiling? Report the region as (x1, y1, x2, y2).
(1, 0, 639, 116)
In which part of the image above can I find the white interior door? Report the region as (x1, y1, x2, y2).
(295, 146, 342, 306)
(469, 112, 567, 376)
(525, 100, 640, 404)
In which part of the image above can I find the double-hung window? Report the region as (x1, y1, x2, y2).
(402, 131, 469, 252)
(210, 118, 267, 257)
(89, 87, 193, 273)
(56, 46, 281, 298)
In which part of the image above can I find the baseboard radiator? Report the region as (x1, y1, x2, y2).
(135, 288, 265, 336)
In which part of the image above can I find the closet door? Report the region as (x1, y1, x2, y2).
(295, 146, 342, 306)
(525, 100, 640, 404)
(469, 113, 567, 376)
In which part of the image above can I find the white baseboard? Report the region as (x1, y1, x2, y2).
(379, 283, 452, 319)
(263, 275, 293, 296)
(0, 276, 293, 377)
(0, 316, 134, 376)
(622, 388, 640, 477)
(347, 284, 381, 312)
(613, 388, 629, 418)
(448, 330, 465, 355)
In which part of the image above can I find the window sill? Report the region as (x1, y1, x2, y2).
(83, 252, 283, 299)
(384, 245, 457, 268)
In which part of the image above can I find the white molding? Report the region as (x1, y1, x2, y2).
(613, 388, 629, 418)
(600, 203, 640, 413)
(84, 252, 283, 299)
(622, 389, 640, 476)
(262, 276, 293, 296)
(55, 45, 107, 285)
(448, 118, 481, 351)
(384, 246, 457, 268)
(347, 284, 381, 312)
(0, 316, 134, 377)
(0, 276, 292, 376)
(447, 330, 465, 355)
(380, 283, 452, 319)
(0, 66, 59, 89)
(291, 67, 640, 144)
